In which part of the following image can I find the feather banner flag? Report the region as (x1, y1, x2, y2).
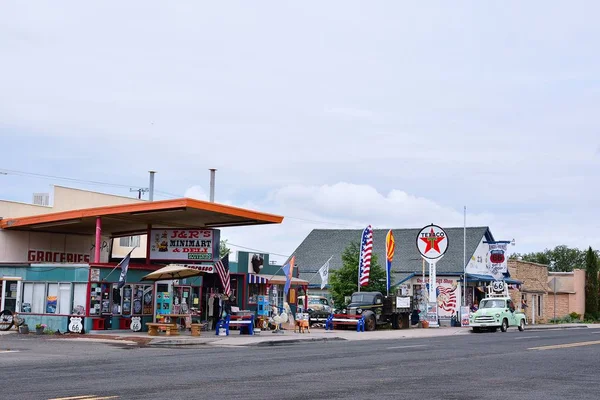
(385, 229, 395, 295)
(358, 225, 374, 287)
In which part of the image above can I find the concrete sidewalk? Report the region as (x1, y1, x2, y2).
(67, 322, 600, 347)
(2, 323, 597, 346)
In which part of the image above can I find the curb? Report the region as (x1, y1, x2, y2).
(253, 337, 347, 347)
(526, 325, 589, 331)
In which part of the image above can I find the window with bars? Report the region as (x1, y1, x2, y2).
(119, 236, 140, 247)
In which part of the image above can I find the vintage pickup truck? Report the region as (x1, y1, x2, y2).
(469, 295, 526, 333)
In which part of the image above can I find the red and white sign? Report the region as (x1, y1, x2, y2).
(149, 229, 219, 261)
(416, 224, 449, 260)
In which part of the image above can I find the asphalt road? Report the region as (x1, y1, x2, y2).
(2, 327, 600, 400)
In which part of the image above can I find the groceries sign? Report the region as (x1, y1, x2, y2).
(149, 229, 220, 261)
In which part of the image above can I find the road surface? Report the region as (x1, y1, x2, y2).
(1, 327, 599, 400)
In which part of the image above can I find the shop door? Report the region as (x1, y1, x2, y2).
(1, 279, 21, 312)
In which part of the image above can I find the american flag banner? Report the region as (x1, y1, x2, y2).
(358, 225, 374, 287)
(214, 254, 231, 296)
(436, 285, 457, 312)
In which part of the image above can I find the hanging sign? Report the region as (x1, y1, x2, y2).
(486, 241, 509, 279)
(149, 229, 220, 261)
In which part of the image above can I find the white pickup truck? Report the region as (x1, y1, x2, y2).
(469, 282, 526, 333)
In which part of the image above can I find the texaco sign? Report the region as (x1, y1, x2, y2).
(416, 224, 449, 260)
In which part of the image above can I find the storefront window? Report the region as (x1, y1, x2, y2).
(21, 282, 75, 315)
(122, 285, 132, 316)
(72, 283, 87, 315)
(248, 284, 259, 304)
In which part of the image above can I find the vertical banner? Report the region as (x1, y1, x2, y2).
(358, 225, 373, 289)
(460, 306, 470, 327)
(385, 230, 395, 295)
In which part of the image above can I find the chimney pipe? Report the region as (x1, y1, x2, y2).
(148, 171, 156, 201)
(209, 168, 216, 202)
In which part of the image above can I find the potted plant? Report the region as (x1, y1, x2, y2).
(35, 323, 46, 335)
(19, 324, 29, 334)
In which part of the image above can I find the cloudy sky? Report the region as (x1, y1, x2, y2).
(1, 1, 599, 263)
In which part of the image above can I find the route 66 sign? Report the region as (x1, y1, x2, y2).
(68, 316, 84, 334)
(492, 281, 505, 293)
(130, 316, 142, 332)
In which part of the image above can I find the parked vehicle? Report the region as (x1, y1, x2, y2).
(469, 283, 526, 333)
(337, 291, 411, 331)
(298, 296, 332, 327)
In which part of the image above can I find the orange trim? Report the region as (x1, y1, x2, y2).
(0, 198, 284, 229)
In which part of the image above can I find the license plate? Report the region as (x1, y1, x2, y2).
(480, 324, 487, 327)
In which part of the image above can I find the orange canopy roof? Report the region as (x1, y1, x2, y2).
(0, 198, 283, 236)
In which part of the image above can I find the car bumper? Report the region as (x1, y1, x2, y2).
(469, 321, 501, 328)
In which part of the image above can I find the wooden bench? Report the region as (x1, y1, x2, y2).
(215, 314, 254, 336)
(325, 314, 365, 332)
(146, 322, 179, 336)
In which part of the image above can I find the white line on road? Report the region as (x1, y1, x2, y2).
(0, 350, 19, 353)
(387, 345, 427, 350)
(514, 336, 541, 340)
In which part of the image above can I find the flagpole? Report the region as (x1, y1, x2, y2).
(463, 206, 467, 307)
(103, 247, 137, 281)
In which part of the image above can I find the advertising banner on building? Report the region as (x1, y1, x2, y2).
(149, 229, 220, 261)
(416, 277, 460, 319)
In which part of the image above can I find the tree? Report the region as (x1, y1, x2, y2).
(510, 245, 586, 272)
(584, 247, 599, 318)
(219, 239, 231, 258)
(329, 241, 387, 307)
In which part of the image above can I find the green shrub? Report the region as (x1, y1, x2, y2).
(569, 312, 581, 320)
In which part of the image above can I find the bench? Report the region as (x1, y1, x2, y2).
(215, 314, 254, 336)
(325, 314, 365, 332)
(146, 322, 179, 336)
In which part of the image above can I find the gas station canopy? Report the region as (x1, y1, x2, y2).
(0, 198, 284, 236)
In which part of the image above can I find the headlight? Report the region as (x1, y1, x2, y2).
(495, 314, 500, 318)
(356, 308, 362, 314)
(342, 309, 346, 314)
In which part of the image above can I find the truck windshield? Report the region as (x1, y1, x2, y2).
(479, 299, 506, 309)
(351, 293, 376, 303)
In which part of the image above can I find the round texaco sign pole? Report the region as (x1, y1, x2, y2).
(416, 224, 449, 328)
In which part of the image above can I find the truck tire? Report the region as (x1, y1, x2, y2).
(518, 319, 525, 331)
(365, 314, 376, 331)
(500, 318, 508, 332)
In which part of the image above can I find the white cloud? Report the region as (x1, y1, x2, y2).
(221, 182, 600, 264)
(184, 186, 208, 201)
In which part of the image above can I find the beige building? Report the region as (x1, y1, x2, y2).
(545, 270, 586, 320)
(0, 186, 147, 260)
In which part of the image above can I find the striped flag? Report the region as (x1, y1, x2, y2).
(437, 285, 457, 312)
(214, 254, 231, 296)
(385, 230, 395, 295)
(358, 225, 373, 287)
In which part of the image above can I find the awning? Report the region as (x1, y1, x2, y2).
(0, 198, 284, 235)
(250, 274, 309, 286)
(462, 274, 522, 285)
(248, 274, 269, 284)
(141, 264, 203, 281)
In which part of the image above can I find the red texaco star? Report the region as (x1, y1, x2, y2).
(420, 228, 445, 253)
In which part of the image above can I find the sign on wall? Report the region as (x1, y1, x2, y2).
(416, 277, 460, 319)
(149, 229, 220, 261)
(248, 253, 266, 274)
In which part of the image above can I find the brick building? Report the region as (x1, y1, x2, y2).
(508, 260, 549, 324)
